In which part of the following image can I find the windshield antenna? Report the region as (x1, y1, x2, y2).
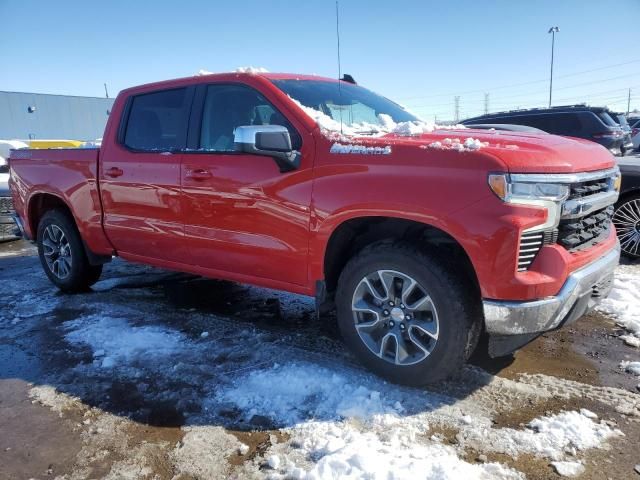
(335, 0, 344, 135)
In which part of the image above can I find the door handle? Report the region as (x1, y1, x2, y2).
(105, 167, 124, 178)
(186, 169, 212, 180)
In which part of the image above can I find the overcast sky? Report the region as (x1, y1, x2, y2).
(1, 0, 639, 120)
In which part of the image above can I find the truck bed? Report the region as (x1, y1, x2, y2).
(9, 147, 112, 253)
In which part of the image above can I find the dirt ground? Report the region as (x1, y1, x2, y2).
(1, 239, 639, 479)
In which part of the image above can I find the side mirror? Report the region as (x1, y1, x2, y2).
(234, 125, 300, 172)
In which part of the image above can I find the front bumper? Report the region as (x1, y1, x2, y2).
(483, 240, 620, 356)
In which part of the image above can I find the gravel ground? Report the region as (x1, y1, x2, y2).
(0, 239, 639, 479)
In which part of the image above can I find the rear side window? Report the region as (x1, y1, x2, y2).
(511, 114, 553, 132)
(123, 88, 191, 151)
(551, 113, 582, 136)
(596, 112, 618, 127)
(615, 114, 628, 127)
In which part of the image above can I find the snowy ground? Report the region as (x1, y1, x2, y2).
(0, 240, 639, 479)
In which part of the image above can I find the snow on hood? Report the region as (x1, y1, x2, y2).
(425, 137, 489, 152)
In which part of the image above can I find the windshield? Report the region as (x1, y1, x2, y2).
(272, 79, 420, 133)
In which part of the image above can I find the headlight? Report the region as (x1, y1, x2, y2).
(613, 172, 622, 193)
(488, 174, 569, 202)
(488, 173, 569, 230)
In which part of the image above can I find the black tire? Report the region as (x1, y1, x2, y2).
(37, 209, 103, 292)
(613, 193, 640, 259)
(336, 241, 472, 386)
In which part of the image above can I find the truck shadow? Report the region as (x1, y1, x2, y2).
(0, 250, 524, 434)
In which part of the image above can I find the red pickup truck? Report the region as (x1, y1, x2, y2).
(9, 72, 621, 385)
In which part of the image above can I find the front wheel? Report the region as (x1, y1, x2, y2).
(613, 194, 640, 258)
(37, 210, 103, 292)
(336, 241, 472, 386)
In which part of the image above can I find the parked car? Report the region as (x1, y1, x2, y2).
(9, 72, 621, 385)
(615, 157, 640, 258)
(0, 159, 19, 242)
(608, 112, 635, 155)
(630, 118, 640, 151)
(462, 105, 629, 155)
(0, 140, 27, 242)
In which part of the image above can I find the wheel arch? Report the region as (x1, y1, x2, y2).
(28, 192, 111, 265)
(28, 191, 76, 236)
(320, 214, 481, 304)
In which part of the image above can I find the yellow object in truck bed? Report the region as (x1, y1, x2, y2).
(28, 139, 84, 149)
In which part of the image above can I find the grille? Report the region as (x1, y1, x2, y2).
(0, 223, 18, 239)
(567, 179, 609, 200)
(518, 229, 558, 272)
(0, 197, 14, 214)
(558, 205, 614, 251)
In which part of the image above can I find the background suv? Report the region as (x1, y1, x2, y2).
(462, 105, 628, 155)
(608, 111, 634, 155)
(630, 117, 640, 151)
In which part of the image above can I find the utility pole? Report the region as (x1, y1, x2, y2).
(627, 88, 631, 115)
(484, 93, 489, 115)
(454, 96, 460, 123)
(104, 83, 109, 99)
(548, 26, 559, 108)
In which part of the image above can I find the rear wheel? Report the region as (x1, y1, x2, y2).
(336, 241, 472, 386)
(613, 194, 640, 258)
(37, 210, 103, 291)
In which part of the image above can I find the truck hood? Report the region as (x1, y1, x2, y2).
(378, 128, 617, 174)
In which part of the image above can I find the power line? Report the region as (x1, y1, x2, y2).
(407, 84, 640, 111)
(396, 59, 640, 101)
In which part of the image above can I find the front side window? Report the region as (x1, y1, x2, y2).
(199, 84, 301, 152)
(123, 88, 190, 151)
(272, 79, 418, 133)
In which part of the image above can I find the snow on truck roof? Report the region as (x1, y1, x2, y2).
(121, 69, 342, 95)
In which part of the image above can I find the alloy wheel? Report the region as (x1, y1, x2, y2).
(351, 270, 439, 366)
(613, 198, 640, 257)
(42, 225, 73, 279)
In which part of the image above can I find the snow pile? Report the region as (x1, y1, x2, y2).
(597, 268, 640, 338)
(458, 410, 623, 460)
(620, 361, 640, 376)
(197, 69, 214, 76)
(283, 423, 523, 480)
(330, 143, 392, 155)
(217, 362, 398, 424)
(551, 461, 585, 477)
(426, 137, 489, 152)
(217, 363, 622, 479)
(64, 316, 189, 368)
(219, 364, 522, 479)
(234, 66, 269, 74)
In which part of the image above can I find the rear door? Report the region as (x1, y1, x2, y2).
(100, 86, 194, 262)
(180, 83, 313, 287)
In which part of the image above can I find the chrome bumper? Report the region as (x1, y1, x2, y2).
(483, 241, 620, 337)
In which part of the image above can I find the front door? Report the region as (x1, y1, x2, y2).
(181, 83, 313, 287)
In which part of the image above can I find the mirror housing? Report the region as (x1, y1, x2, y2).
(234, 125, 300, 172)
